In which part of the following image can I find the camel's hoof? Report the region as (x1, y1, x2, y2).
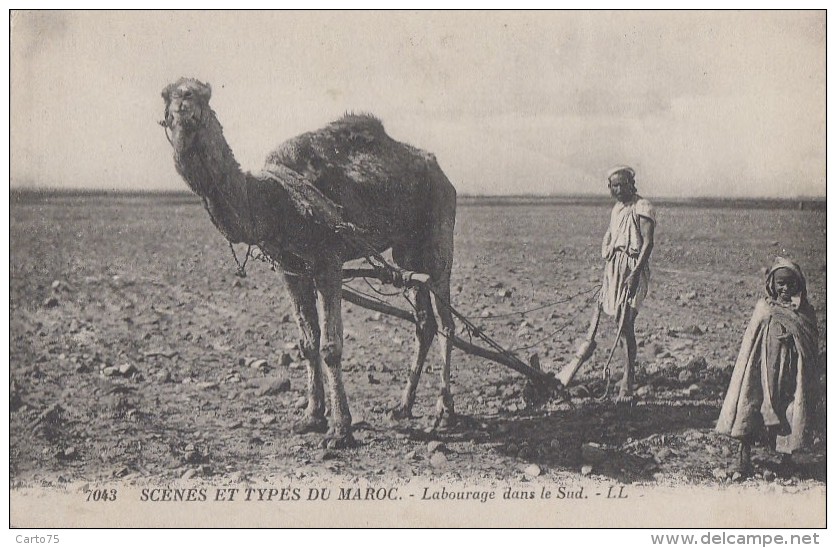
(432, 411, 457, 431)
(388, 405, 414, 420)
(291, 416, 328, 435)
(731, 464, 754, 479)
(321, 432, 357, 450)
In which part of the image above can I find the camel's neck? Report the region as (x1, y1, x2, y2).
(173, 111, 256, 244)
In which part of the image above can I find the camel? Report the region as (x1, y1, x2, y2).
(161, 78, 457, 448)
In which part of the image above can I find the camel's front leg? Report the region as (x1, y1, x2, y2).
(284, 274, 327, 434)
(315, 260, 355, 448)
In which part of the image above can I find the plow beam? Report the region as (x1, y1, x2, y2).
(341, 288, 563, 395)
(342, 267, 431, 288)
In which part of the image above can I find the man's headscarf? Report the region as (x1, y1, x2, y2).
(606, 165, 635, 181)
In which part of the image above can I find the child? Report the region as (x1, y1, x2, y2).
(716, 258, 819, 475)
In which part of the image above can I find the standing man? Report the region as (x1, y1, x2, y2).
(558, 166, 656, 401)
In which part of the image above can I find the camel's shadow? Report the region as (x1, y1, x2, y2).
(396, 402, 728, 483)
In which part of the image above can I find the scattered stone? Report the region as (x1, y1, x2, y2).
(317, 449, 337, 461)
(118, 363, 136, 376)
(249, 359, 268, 370)
(636, 385, 654, 397)
(763, 470, 776, 482)
(524, 464, 542, 477)
(712, 468, 729, 481)
(427, 441, 445, 454)
(678, 370, 695, 384)
(43, 297, 59, 308)
(229, 471, 248, 484)
(685, 384, 701, 397)
(57, 447, 77, 461)
(580, 465, 593, 476)
(293, 396, 308, 409)
(429, 452, 448, 468)
(156, 370, 172, 383)
(496, 288, 513, 298)
(682, 325, 704, 336)
(181, 469, 198, 480)
(184, 450, 203, 465)
(197, 381, 219, 390)
(653, 448, 673, 463)
(581, 442, 608, 464)
(102, 366, 119, 377)
(112, 466, 131, 478)
(144, 349, 178, 359)
(261, 414, 277, 425)
(685, 356, 708, 372)
(254, 376, 291, 397)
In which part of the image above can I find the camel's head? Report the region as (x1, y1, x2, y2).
(161, 78, 212, 151)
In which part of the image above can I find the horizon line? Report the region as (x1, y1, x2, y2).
(9, 186, 827, 203)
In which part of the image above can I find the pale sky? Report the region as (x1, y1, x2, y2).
(10, 10, 826, 197)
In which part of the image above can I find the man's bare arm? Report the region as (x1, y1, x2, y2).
(625, 216, 655, 295)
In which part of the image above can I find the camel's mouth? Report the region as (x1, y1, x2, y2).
(162, 104, 204, 150)
(167, 111, 201, 131)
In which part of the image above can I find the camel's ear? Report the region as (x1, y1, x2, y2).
(196, 81, 212, 103)
(161, 84, 173, 104)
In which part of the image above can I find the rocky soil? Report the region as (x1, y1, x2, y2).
(9, 194, 826, 490)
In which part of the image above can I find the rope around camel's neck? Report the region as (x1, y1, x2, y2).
(175, 115, 258, 245)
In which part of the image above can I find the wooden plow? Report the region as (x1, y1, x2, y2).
(339, 265, 567, 404)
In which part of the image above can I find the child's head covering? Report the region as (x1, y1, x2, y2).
(765, 257, 808, 309)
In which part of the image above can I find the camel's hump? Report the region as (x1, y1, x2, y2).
(265, 114, 396, 168)
(325, 113, 388, 142)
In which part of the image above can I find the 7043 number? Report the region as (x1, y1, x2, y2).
(86, 488, 117, 502)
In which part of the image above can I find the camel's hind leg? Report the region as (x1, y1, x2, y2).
(391, 285, 436, 419)
(284, 274, 327, 434)
(430, 277, 456, 428)
(427, 185, 457, 428)
(314, 257, 355, 448)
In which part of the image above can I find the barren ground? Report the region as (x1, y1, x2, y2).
(9, 194, 827, 490)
